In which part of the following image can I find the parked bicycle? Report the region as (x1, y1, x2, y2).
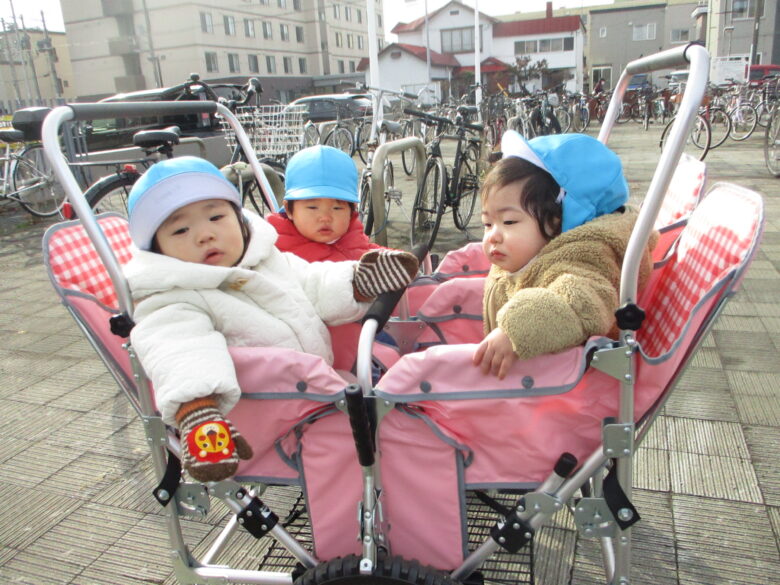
(0, 124, 65, 217)
(404, 106, 483, 250)
(765, 103, 780, 177)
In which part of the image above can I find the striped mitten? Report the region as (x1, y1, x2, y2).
(175, 396, 253, 483)
(353, 250, 419, 302)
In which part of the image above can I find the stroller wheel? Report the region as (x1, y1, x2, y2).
(294, 554, 461, 585)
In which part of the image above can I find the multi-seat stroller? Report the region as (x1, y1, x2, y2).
(41, 44, 764, 585)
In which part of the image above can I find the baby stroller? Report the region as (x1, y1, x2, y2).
(41, 44, 764, 585)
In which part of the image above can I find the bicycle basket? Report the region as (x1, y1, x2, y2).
(219, 104, 308, 159)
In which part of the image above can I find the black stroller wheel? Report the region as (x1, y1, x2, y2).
(295, 554, 461, 585)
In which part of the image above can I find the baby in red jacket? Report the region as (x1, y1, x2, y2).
(266, 145, 385, 261)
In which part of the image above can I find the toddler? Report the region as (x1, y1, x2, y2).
(473, 131, 657, 379)
(266, 145, 384, 261)
(123, 157, 418, 481)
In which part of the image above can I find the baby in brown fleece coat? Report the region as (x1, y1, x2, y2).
(474, 131, 657, 379)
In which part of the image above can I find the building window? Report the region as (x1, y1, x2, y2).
(244, 18, 255, 38)
(278, 0, 287, 8)
(205, 51, 218, 72)
(349, 61, 356, 72)
(347, 34, 354, 49)
(338, 60, 345, 74)
(564, 37, 574, 51)
(248, 54, 260, 73)
(333, 4, 340, 19)
(357, 8, 362, 23)
(262, 21, 273, 40)
(599, 26, 607, 38)
(671, 28, 690, 43)
(293, 0, 301, 10)
(632, 23, 656, 41)
(442, 27, 475, 53)
(345, 6, 352, 21)
(259, 0, 269, 4)
(266, 55, 276, 74)
(514, 39, 538, 55)
(224, 15, 236, 36)
(299, 57, 307, 73)
(592, 67, 611, 91)
(280, 24, 289, 41)
(228, 53, 240, 73)
(378, 14, 382, 27)
(335, 32, 343, 48)
(200, 12, 213, 33)
(296, 25, 304, 43)
(283, 56, 293, 73)
(357, 35, 364, 50)
(731, 0, 764, 20)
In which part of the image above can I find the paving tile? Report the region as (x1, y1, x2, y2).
(0, 483, 83, 549)
(669, 451, 763, 503)
(665, 417, 750, 458)
(725, 370, 780, 397)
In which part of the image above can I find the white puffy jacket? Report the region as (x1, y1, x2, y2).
(124, 211, 367, 424)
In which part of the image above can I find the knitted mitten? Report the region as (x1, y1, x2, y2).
(353, 249, 419, 302)
(175, 396, 253, 483)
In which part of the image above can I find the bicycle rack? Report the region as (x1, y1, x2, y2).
(368, 136, 426, 246)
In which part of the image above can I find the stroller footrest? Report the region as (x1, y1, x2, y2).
(490, 510, 534, 553)
(237, 496, 279, 539)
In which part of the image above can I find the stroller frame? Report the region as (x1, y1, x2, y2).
(40, 43, 762, 585)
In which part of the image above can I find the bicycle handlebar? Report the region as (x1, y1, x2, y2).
(403, 108, 452, 127)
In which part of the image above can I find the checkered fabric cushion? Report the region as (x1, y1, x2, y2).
(653, 153, 707, 229)
(638, 183, 763, 359)
(46, 215, 133, 310)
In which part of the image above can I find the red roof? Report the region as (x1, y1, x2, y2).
(391, 0, 496, 34)
(455, 57, 511, 74)
(358, 43, 459, 72)
(493, 15, 582, 37)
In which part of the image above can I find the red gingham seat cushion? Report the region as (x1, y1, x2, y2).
(46, 215, 133, 310)
(638, 183, 762, 359)
(653, 152, 707, 230)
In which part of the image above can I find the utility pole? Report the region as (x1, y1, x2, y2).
(19, 15, 42, 102)
(1, 19, 22, 107)
(424, 0, 431, 92)
(40, 11, 62, 99)
(474, 0, 482, 121)
(141, 0, 163, 87)
(749, 3, 761, 65)
(8, 0, 33, 102)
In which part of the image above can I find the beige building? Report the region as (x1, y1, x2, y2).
(0, 26, 75, 113)
(59, 0, 385, 102)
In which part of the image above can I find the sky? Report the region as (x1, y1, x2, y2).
(0, 0, 611, 36)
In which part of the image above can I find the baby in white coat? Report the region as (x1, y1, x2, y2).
(124, 157, 418, 483)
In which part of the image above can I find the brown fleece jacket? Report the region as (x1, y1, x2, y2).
(483, 208, 657, 360)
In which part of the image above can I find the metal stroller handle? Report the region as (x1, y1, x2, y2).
(345, 384, 375, 467)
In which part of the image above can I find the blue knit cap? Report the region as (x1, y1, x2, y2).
(501, 131, 629, 232)
(127, 156, 242, 250)
(283, 145, 359, 210)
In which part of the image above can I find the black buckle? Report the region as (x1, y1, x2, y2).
(109, 313, 135, 337)
(615, 302, 645, 331)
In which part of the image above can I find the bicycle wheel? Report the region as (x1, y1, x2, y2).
(358, 174, 374, 235)
(84, 170, 140, 215)
(303, 123, 320, 148)
(355, 119, 372, 164)
(572, 105, 589, 132)
(756, 101, 772, 128)
(452, 142, 480, 230)
(729, 103, 758, 141)
(410, 156, 446, 251)
(707, 107, 731, 149)
(556, 107, 572, 133)
(401, 119, 417, 176)
(324, 126, 355, 156)
(294, 554, 456, 585)
(11, 144, 67, 217)
(659, 114, 710, 162)
(616, 102, 632, 124)
(485, 123, 498, 148)
(765, 108, 780, 177)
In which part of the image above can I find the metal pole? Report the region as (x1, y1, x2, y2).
(365, 0, 380, 88)
(41, 11, 62, 99)
(424, 0, 431, 90)
(1, 19, 22, 107)
(474, 0, 482, 121)
(19, 16, 42, 102)
(749, 3, 761, 65)
(141, 0, 163, 87)
(8, 1, 33, 103)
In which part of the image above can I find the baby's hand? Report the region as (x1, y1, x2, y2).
(472, 328, 518, 380)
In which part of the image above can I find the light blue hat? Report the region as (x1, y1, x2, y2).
(127, 156, 242, 250)
(283, 145, 359, 210)
(500, 131, 629, 232)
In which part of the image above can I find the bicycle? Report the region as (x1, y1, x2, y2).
(765, 104, 780, 177)
(0, 125, 66, 217)
(322, 101, 357, 156)
(405, 106, 483, 250)
(659, 112, 711, 162)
